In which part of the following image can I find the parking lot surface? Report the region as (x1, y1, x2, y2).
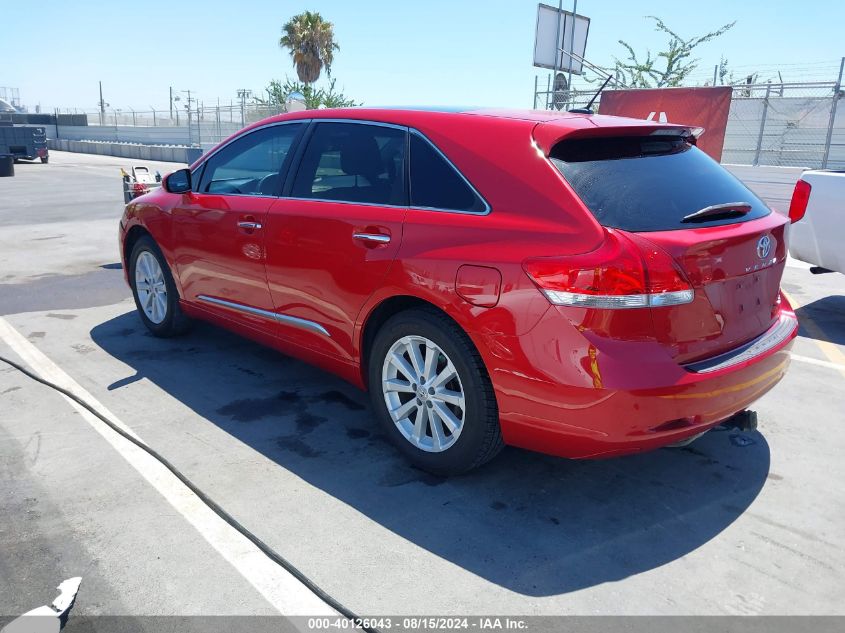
(1, 153, 844, 618)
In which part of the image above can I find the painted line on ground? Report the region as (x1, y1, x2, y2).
(790, 353, 845, 372)
(782, 289, 845, 380)
(0, 316, 336, 618)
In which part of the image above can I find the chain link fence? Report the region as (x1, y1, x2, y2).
(51, 76, 845, 168)
(534, 80, 845, 169)
(54, 103, 290, 149)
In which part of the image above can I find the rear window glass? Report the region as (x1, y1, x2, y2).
(550, 136, 770, 232)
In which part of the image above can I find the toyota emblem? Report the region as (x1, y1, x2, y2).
(757, 235, 772, 259)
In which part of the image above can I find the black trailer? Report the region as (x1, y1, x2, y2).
(0, 123, 49, 163)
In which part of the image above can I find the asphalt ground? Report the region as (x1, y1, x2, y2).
(1, 153, 843, 625)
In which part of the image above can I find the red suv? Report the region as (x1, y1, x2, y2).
(119, 107, 797, 474)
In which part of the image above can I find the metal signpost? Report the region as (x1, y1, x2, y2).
(533, 2, 590, 109)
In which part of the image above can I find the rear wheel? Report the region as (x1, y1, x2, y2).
(40, 155, 48, 164)
(368, 308, 503, 475)
(129, 235, 191, 337)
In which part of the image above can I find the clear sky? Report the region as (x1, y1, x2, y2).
(1, 0, 842, 113)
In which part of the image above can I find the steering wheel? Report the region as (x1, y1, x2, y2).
(257, 173, 279, 195)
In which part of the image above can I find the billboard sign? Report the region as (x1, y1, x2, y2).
(597, 86, 733, 161)
(533, 3, 590, 75)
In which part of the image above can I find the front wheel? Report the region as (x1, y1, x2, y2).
(368, 308, 503, 475)
(129, 235, 191, 337)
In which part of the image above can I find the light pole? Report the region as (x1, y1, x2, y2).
(98, 81, 109, 126)
(237, 89, 252, 126)
(174, 89, 195, 146)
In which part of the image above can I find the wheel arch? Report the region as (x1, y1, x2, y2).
(358, 294, 480, 389)
(123, 224, 152, 272)
(123, 222, 187, 300)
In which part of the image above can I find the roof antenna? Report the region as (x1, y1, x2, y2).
(568, 74, 612, 115)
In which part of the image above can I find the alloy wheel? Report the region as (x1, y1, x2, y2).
(381, 335, 466, 452)
(135, 250, 168, 324)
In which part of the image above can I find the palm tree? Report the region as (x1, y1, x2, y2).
(279, 11, 339, 85)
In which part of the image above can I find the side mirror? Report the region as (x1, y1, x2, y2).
(164, 168, 192, 193)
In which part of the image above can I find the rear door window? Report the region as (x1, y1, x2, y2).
(550, 135, 770, 231)
(290, 122, 407, 206)
(409, 133, 487, 212)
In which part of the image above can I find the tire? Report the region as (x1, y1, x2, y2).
(0, 156, 13, 177)
(129, 235, 192, 337)
(40, 156, 48, 164)
(368, 308, 503, 476)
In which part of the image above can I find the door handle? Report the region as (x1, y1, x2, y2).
(237, 221, 263, 230)
(352, 232, 390, 244)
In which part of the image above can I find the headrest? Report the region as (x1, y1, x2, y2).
(340, 130, 384, 181)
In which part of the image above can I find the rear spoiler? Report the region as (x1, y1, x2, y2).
(532, 115, 703, 155)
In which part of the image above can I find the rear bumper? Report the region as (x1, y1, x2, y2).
(480, 303, 798, 459)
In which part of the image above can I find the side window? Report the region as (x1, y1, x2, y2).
(198, 123, 302, 196)
(409, 133, 487, 213)
(291, 122, 406, 206)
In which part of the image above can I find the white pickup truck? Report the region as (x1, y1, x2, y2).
(788, 170, 845, 274)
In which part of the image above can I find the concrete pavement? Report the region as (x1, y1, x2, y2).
(1, 152, 843, 620)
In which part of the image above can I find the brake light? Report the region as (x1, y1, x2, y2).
(788, 179, 811, 223)
(523, 230, 694, 309)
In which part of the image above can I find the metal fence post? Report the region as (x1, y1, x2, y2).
(753, 83, 771, 166)
(822, 56, 845, 168)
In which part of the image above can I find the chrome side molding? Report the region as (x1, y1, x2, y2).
(197, 295, 331, 337)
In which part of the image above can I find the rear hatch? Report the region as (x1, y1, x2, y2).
(547, 131, 787, 363)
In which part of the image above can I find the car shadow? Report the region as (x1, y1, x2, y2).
(794, 295, 845, 346)
(91, 311, 771, 597)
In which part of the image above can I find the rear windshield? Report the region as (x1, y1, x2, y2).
(550, 136, 770, 232)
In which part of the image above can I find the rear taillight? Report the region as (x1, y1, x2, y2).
(523, 230, 694, 309)
(788, 179, 811, 223)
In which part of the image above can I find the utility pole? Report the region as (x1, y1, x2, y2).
(237, 89, 252, 127)
(713, 64, 718, 86)
(185, 89, 193, 147)
(98, 81, 105, 125)
(169, 86, 174, 119)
